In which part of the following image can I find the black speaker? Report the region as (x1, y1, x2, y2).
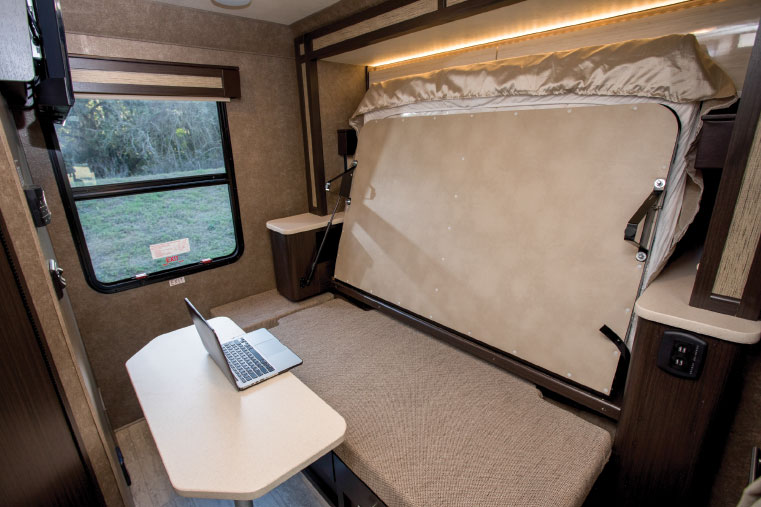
(337, 129, 357, 156)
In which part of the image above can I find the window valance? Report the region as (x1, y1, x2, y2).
(69, 56, 241, 100)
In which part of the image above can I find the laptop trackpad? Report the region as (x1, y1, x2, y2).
(257, 339, 285, 358)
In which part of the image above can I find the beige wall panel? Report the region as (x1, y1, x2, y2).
(21, 26, 306, 428)
(291, 0, 389, 37)
(335, 104, 678, 394)
(312, 0, 438, 51)
(62, 0, 293, 58)
(317, 61, 367, 212)
(713, 116, 761, 297)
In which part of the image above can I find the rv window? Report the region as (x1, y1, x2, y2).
(49, 98, 243, 293)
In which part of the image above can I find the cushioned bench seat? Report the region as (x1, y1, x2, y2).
(270, 298, 612, 507)
(209, 289, 333, 332)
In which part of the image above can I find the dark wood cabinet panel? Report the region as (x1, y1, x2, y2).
(333, 454, 386, 507)
(270, 224, 342, 302)
(610, 319, 743, 506)
(0, 224, 100, 505)
(304, 452, 339, 506)
(304, 452, 387, 507)
(691, 27, 761, 319)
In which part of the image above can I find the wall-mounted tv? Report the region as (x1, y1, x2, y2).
(33, 0, 74, 123)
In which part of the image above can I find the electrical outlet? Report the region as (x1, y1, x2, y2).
(656, 330, 707, 380)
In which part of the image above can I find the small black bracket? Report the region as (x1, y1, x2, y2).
(48, 259, 66, 299)
(116, 446, 131, 486)
(625, 179, 666, 260)
(600, 324, 630, 396)
(24, 185, 52, 227)
(324, 160, 357, 198)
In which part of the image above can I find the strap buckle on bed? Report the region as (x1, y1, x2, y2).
(600, 324, 631, 396)
(624, 179, 666, 261)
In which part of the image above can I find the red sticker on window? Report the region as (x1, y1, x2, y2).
(162, 255, 185, 266)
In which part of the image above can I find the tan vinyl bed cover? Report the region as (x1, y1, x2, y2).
(337, 102, 678, 394)
(334, 34, 737, 394)
(349, 34, 736, 288)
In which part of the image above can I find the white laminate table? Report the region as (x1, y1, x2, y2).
(126, 317, 346, 506)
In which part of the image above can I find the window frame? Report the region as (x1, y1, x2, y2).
(43, 100, 244, 293)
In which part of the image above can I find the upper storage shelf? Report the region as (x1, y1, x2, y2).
(297, 0, 759, 92)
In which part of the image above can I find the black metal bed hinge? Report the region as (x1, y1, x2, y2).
(625, 178, 666, 262)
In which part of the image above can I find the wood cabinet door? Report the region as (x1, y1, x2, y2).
(0, 225, 100, 505)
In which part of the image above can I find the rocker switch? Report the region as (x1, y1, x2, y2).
(656, 330, 707, 380)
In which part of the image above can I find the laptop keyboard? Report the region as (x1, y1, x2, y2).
(222, 338, 275, 383)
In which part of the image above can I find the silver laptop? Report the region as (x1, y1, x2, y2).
(184, 298, 302, 391)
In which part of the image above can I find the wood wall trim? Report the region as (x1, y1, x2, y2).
(71, 69, 223, 89)
(740, 240, 761, 318)
(68, 55, 240, 99)
(610, 318, 743, 505)
(69, 55, 237, 74)
(301, 0, 527, 61)
(312, 0, 438, 52)
(691, 27, 761, 318)
(308, 0, 423, 40)
(305, 59, 327, 215)
(295, 45, 318, 213)
(71, 83, 226, 97)
(713, 114, 761, 298)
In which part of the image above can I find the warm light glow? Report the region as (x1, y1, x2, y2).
(371, 0, 693, 68)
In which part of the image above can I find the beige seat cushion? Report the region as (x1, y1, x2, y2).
(209, 289, 333, 332)
(272, 299, 612, 507)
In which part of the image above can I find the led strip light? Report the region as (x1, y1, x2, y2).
(370, 0, 700, 67)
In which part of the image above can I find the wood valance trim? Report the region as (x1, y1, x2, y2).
(68, 55, 241, 99)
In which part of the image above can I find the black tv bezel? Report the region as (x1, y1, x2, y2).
(33, 0, 74, 123)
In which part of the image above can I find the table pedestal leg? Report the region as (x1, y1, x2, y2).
(233, 500, 253, 507)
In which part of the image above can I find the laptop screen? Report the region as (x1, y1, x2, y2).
(184, 298, 238, 388)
